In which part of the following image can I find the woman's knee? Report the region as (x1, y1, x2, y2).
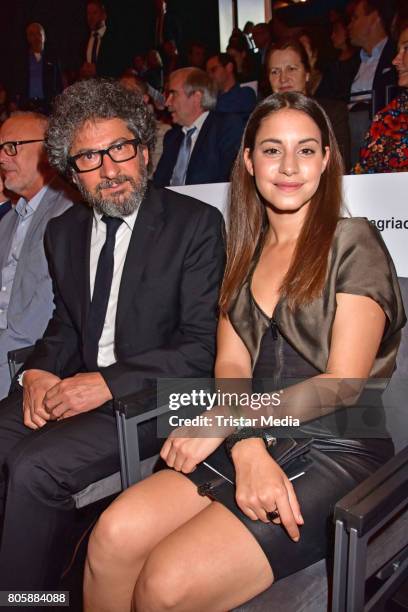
(133, 549, 193, 611)
(87, 500, 149, 569)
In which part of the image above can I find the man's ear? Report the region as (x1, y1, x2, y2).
(141, 145, 149, 168)
(243, 147, 254, 176)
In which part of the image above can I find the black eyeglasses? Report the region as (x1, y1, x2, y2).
(0, 139, 45, 156)
(68, 138, 140, 173)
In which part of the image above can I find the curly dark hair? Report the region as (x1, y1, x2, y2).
(46, 78, 157, 176)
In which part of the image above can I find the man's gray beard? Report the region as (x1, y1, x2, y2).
(77, 162, 148, 218)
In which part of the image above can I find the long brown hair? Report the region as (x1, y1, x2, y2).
(219, 92, 344, 313)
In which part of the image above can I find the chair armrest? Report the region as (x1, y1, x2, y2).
(114, 387, 171, 423)
(7, 344, 36, 379)
(334, 444, 408, 537)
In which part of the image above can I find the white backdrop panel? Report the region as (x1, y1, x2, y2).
(168, 172, 408, 277)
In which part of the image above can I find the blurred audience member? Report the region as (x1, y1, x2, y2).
(120, 73, 170, 173)
(347, 0, 397, 164)
(187, 42, 207, 70)
(0, 174, 12, 221)
(299, 29, 323, 95)
(0, 112, 76, 398)
(353, 22, 408, 173)
(81, 0, 107, 78)
(206, 53, 256, 121)
(161, 39, 180, 77)
(267, 40, 351, 170)
(10, 22, 62, 115)
(154, 67, 243, 186)
(242, 21, 257, 53)
(253, 23, 273, 96)
(0, 83, 9, 124)
(253, 23, 272, 64)
(145, 49, 164, 91)
(132, 54, 147, 78)
(227, 35, 257, 83)
(81, 0, 127, 78)
(318, 14, 360, 101)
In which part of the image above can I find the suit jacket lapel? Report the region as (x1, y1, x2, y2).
(11, 184, 60, 294)
(115, 185, 165, 335)
(69, 207, 93, 341)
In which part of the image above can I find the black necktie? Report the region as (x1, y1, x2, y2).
(91, 31, 99, 64)
(83, 216, 123, 371)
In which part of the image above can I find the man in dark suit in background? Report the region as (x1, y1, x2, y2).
(347, 0, 397, 164)
(0, 79, 225, 589)
(154, 67, 244, 187)
(10, 22, 62, 115)
(80, 0, 129, 78)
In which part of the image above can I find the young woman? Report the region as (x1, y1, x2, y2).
(83, 93, 405, 612)
(266, 39, 351, 170)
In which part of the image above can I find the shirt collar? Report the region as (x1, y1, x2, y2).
(182, 110, 209, 135)
(93, 207, 139, 232)
(360, 37, 387, 62)
(15, 184, 48, 218)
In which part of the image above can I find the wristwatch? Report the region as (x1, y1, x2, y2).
(225, 427, 277, 458)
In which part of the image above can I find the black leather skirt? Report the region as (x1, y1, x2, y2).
(183, 437, 394, 580)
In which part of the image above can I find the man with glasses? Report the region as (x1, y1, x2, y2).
(0, 112, 76, 399)
(0, 79, 224, 590)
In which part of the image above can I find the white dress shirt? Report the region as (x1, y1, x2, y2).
(183, 110, 209, 155)
(89, 208, 139, 367)
(86, 23, 107, 64)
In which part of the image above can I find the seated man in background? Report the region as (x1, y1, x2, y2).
(0, 78, 225, 590)
(206, 52, 256, 122)
(0, 112, 76, 399)
(153, 67, 244, 187)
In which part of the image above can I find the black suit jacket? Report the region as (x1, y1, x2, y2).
(24, 184, 225, 398)
(153, 111, 244, 188)
(353, 38, 397, 115)
(318, 39, 397, 115)
(83, 26, 130, 78)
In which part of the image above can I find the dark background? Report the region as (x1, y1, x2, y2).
(0, 0, 220, 89)
(0, 0, 351, 91)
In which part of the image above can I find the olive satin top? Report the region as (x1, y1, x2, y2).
(229, 218, 406, 379)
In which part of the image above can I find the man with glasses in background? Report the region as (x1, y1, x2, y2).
(0, 112, 76, 399)
(0, 79, 224, 590)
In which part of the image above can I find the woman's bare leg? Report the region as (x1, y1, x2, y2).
(133, 501, 274, 612)
(83, 470, 211, 612)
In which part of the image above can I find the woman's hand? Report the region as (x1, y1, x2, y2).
(232, 438, 304, 541)
(160, 426, 226, 474)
